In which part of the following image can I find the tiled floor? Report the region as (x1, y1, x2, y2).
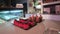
(0, 19, 60, 34)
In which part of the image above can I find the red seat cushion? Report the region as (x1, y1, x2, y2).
(22, 24, 30, 30)
(19, 19, 28, 24)
(19, 19, 25, 23)
(14, 20, 19, 26)
(19, 23, 23, 28)
(28, 21, 35, 26)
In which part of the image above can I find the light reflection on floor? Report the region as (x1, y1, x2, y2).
(0, 19, 5, 24)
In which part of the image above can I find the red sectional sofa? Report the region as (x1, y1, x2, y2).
(14, 19, 36, 30)
(14, 15, 42, 30)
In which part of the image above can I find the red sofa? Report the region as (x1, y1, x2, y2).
(14, 19, 36, 30)
(14, 15, 42, 30)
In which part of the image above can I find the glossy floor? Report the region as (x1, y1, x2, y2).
(0, 20, 60, 34)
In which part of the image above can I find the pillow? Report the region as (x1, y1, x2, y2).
(35, 15, 40, 23)
(28, 14, 35, 22)
(35, 15, 42, 23)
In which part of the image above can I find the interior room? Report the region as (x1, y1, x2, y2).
(0, 0, 60, 34)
